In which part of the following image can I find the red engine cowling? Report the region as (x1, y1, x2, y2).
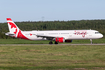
(55, 37, 65, 43)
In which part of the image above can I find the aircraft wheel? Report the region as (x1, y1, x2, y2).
(49, 41, 53, 44)
(55, 41, 58, 44)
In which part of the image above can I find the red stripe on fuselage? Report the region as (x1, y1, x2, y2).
(17, 30, 30, 40)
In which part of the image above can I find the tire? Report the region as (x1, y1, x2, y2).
(55, 41, 58, 44)
(49, 41, 53, 44)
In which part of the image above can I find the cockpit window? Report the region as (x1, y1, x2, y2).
(95, 32, 100, 34)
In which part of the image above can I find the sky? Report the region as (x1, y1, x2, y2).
(0, 0, 105, 22)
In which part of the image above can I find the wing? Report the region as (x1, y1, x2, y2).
(36, 34, 66, 40)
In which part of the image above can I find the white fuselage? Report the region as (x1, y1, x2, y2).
(6, 18, 103, 44)
(21, 30, 103, 40)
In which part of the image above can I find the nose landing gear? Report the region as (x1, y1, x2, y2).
(90, 39, 93, 44)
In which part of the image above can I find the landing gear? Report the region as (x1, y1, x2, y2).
(55, 41, 58, 44)
(90, 39, 93, 44)
(49, 41, 58, 44)
(49, 41, 53, 44)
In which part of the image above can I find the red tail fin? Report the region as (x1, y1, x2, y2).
(6, 18, 30, 40)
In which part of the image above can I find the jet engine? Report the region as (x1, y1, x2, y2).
(55, 37, 65, 43)
(55, 37, 72, 43)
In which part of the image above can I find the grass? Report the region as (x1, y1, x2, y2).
(0, 38, 105, 44)
(0, 45, 105, 70)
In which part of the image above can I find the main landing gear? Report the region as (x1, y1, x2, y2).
(55, 41, 58, 44)
(49, 41, 58, 44)
(49, 41, 53, 44)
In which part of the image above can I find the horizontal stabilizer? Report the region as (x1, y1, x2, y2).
(5, 32, 15, 36)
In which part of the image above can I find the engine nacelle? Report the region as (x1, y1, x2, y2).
(65, 40, 72, 43)
(55, 37, 65, 43)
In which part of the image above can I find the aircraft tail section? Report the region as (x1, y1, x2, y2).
(7, 18, 20, 35)
(6, 18, 30, 40)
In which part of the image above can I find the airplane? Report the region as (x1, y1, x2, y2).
(5, 18, 103, 44)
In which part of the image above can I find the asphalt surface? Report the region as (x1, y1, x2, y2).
(0, 44, 105, 46)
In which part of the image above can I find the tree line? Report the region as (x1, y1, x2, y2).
(0, 20, 105, 39)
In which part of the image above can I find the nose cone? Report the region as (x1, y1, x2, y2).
(99, 34, 103, 38)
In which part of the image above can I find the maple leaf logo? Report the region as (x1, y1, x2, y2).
(8, 22, 18, 34)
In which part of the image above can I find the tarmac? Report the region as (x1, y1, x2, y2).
(0, 44, 105, 46)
